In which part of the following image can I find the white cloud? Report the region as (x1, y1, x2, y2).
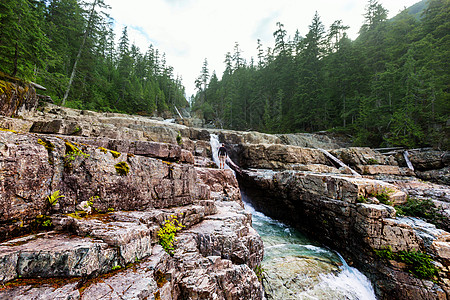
(105, 0, 421, 98)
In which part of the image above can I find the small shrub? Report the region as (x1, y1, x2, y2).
(357, 195, 368, 203)
(176, 132, 182, 145)
(47, 190, 64, 206)
(254, 264, 266, 283)
(397, 250, 439, 280)
(374, 246, 395, 260)
(115, 161, 130, 176)
(158, 215, 184, 255)
(374, 247, 439, 281)
(375, 192, 391, 205)
(111, 265, 121, 271)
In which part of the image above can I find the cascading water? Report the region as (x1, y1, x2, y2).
(244, 198, 377, 299)
(210, 134, 377, 299)
(210, 133, 232, 172)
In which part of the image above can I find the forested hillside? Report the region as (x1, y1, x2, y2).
(192, 0, 449, 149)
(0, 0, 188, 115)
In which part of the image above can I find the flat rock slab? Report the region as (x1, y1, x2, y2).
(0, 232, 117, 283)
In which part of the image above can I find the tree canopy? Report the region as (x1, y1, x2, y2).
(0, 0, 188, 116)
(192, 0, 449, 149)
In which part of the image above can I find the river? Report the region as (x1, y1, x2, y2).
(210, 134, 377, 299)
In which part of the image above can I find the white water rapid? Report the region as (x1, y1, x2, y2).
(210, 135, 377, 299)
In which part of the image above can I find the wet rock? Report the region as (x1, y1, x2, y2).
(0, 131, 211, 240)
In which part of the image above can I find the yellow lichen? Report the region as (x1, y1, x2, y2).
(114, 161, 129, 176)
(110, 150, 121, 159)
(38, 138, 55, 151)
(0, 127, 17, 133)
(98, 147, 108, 154)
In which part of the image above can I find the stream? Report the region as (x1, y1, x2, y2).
(210, 134, 377, 299)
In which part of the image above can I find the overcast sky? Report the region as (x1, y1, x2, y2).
(105, 0, 420, 98)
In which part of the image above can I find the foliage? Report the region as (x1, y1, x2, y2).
(47, 190, 65, 206)
(375, 246, 439, 281)
(157, 215, 184, 255)
(111, 265, 121, 271)
(192, 0, 449, 149)
(396, 198, 448, 230)
(254, 264, 266, 283)
(35, 214, 53, 228)
(374, 192, 391, 205)
(0, 0, 187, 116)
(357, 195, 368, 203)
(64, 141, 90, 168)
(367, 158, 378, 165)
(176, 132, 182, 145)
(114, 161, 129, 176)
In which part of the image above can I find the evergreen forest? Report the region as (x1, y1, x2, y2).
(0, 0, 188, 115)
(192, 0, 449, 148)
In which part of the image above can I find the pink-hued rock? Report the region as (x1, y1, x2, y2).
(195, 167, 241, 201)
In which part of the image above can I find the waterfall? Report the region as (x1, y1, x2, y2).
(210, 133, 232, 171)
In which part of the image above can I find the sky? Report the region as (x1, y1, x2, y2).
(105, 0, 421, 99)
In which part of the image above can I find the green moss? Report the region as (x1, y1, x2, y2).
(254, 265, 266, 283)
(35, 214, 52, 228)
(111, 265, 121, 271)
(115, 161, 129, 176)
(357, 195, 368, 203)
(64, 141, 90, 168)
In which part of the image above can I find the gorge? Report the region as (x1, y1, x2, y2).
(0, 83, 449, 299)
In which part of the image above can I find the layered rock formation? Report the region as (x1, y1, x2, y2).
(0, 84, 449, 299)
(235, 145, 450, 300)
(0, 98, 265, 298)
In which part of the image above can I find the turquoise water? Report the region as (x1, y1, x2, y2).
(243, 198, 377, 300)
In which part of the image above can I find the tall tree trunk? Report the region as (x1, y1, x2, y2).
(62, 0, 98, 106)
